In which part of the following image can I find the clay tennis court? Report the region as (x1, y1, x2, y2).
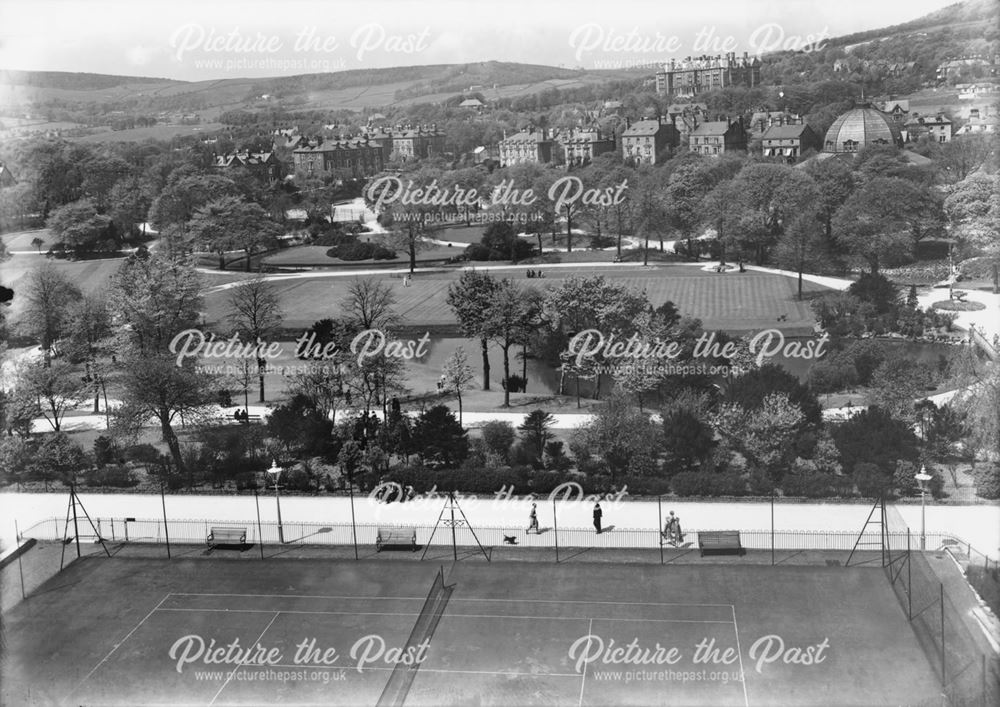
(2, 555, 941, 706)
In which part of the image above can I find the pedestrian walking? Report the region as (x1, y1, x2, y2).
(668, 511, 683, 545)
(593, 502, 603, 534)
(527, 503, 539, 533)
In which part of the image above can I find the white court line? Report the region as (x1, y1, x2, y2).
(65, 593, 172, 702)
(156, 606, 732, 624)
(208, 611, 282, 706)
(579, 619, 593, 707)
(170, 591, 734, 608)
(731, 605, 750, 707)
(235, 663, 580, 678)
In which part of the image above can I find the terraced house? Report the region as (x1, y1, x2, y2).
(559, 128, 615, 167)
(688, 118, 747, 156)
(292, 136, 385, 179)
(498, 128, 553, 167)
(621, 116, 679, 166)
(390, 124, 446, 161)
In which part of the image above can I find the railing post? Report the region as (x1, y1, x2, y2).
(657, 496, 663, 565)
(552, 499, 559, 564)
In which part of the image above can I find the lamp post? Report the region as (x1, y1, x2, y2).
(915, 467, 932, 550)
(267, 459, 285, 544)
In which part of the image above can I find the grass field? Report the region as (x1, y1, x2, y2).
(1, 555, 939, 706)
(204, 265, 828, 333)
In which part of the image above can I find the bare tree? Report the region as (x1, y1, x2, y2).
(18, 261, 81, 364)
(345, 277, 398, 332)
(228, 276, 283, 403)
(14, 360, 87, 432)
(441, 346, 475, 424)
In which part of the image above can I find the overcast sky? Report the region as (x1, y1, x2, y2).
(0, 0, 960, 82)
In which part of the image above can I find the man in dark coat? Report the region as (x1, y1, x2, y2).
(593, 502, 603, 534)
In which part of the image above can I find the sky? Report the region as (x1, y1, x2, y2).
(0, 0, 962, 82)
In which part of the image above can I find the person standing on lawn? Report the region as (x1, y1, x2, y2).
(593, 502, 603, 534)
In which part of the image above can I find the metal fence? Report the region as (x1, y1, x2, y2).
(17, 516, 971, 555)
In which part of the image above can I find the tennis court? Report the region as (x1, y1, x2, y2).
(2, 556, 940, 706)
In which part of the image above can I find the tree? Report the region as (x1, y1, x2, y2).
(661, 408, 715, 472)
(108, 252, 202, 355)
(724, 363, 823, 425)
(345, 277, 398, 332)
(108, 175, 154, 237)
(30, 237, 44, 253)
(830, 406, 920, 477)
(114, 355, 217, 479)
(725, 163, 819, 265)
(832, 177, 943, 273)
(487, 280, 541, 407)
(64, 292, 113, 415)
(581, 390, 661, 482)
(518, 409, 555, 465)
(774, 214, 827, 299)
(47, 198, 114, 254)
(147, 173, 238, 235)
(805, 157, 854, 243)
(441, 346, 474, 424)
(481, 420, 516, 461)
(412, 405, 468, 468)
(945, 172, 1000, 292)
(13, 360, 87, 432)
(188, 196, 282, 271)
(32, 432, 88, 489)
(228, 277, 283, 402)
(17, 261, 81, 364)
(713, 392, 806, 482)
(447, 271, 502, 391)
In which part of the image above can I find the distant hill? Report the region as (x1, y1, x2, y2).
(829, 0, 999, 49)
(0, 70, 183, 90)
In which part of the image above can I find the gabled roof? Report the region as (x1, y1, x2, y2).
(459, 98, 484, 107)
(690, 121, 733, 136)
(761, 124, 812, 139)
(623, 119, 669, 137)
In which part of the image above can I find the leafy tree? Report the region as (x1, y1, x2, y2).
(487, 279, 541, 407)
(228, 277, 283, 402)
(108, 252, 202, 355)
(114, 356, 217, 480)
(267, 394, 336, 458)
(447, 271, 502, 391)
(518, 409, 555, 465)
(580, 390, 661, 482)
(945, 172, 1000, 292)
(109, 175, 154, 236)
(12, 360, 84, 432)
(17, 261, 81, 364)
(868, 354, 934, 422)
(147, 173, 238, 235)
(832, 177, 943, 273)
(188, 196, 282, 271)
(32, 432, 88, 489)
(713, 392, 807, 482)
(774, 214, 827, 299)
(481, 420, 516, 461)
(661, 408, 716, 472)
(412, 405, 468, 468)
(441, 346, 475, 424)
(830, 406, 919, 477)
(724, 364, 823, 425)
(64, 292, 113, 414)
(804, 157, 854, 243)
(847, 272, 900, 314)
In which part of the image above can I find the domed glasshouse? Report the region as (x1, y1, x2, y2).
(822, 106, 903, 154)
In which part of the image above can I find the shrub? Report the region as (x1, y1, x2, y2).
(852, 462, 891, 498)
(619, 475, 672, 495)
(326, 240, 396, 261)
(974, 464, 1000, 500)
(671, 471, 746, 496)
(464, 243, 506, 261)
(589, 235, 615, 249)
(781, 473, 836, 498)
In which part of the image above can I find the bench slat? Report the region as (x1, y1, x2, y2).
(697, 531, 743, 556)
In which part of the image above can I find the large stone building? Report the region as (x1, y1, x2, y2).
(903, 115, 953, 144)
(655, 53, 761, 97)
(292, 137, 385, 179)
(822, 106, 903, 154)
(689, 118, 747, 156)
(390, 125, 446, 161)
(498, 129, 553, 167)
(621, 117, 680, 166)
(559, 129, 616, 167)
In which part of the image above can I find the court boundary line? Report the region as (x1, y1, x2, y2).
(65, 592, 171, 702)
(156, 606, 733, 624)
(731, 605, 751, 707)
(209, 610, 281, 706)
(579, 618, 593, 707)
(169, 591, 735, 608)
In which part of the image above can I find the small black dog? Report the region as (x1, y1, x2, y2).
(503, 534, 518, 545)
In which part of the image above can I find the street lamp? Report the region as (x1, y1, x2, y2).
(915, 467, 933, 550)
(267, 459, 284, 544)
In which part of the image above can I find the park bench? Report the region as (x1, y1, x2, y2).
(376, 526, 417, 552)
(207, 526, 247, 550)
(698, 530, 743, 557)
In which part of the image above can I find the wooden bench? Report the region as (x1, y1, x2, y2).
(376, 526, 417, 552)
(698, 530, 743, 557)
(207, 527, 247, 550)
